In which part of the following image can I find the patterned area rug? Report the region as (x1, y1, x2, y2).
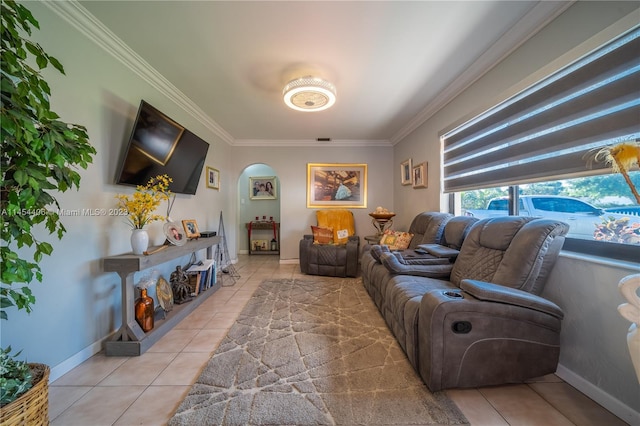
(170, 277, 468, 425)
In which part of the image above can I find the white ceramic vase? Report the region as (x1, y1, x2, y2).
(131, 229, 149, 255)
(618, 273, 640, 383)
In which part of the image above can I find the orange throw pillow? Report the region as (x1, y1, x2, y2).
(311, 226, 334, 244)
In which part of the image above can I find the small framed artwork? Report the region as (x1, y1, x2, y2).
(206, 166, 220, 190)
(412, 162, 428, 189)
(182, 219, 200, 239)
(401, 158, 412, 185)
(306, 163, 367, 208)
(252, 239, 269, 251)
(249, 176, 277, 200)
(164, 221, 186, 246)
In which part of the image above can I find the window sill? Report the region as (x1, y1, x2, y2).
(560, 249, 640, 272)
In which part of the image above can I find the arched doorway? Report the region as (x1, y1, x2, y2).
(237, 163, 280, 255)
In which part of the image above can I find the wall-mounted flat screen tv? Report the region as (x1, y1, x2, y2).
(115, 100, 209, 195)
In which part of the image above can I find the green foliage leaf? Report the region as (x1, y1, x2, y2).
(13, 169, 27, 186)
(1, 0, 96, 320)
(0, 345, 33, 405)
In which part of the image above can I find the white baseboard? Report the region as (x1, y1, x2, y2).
(556, 364, 640, 425)
(279, 259, 298, 265)
(49, 339, 105, 383)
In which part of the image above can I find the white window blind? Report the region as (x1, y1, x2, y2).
(442, 27, 640, 193)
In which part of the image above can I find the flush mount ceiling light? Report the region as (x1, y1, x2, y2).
(283, 77, 336, 112)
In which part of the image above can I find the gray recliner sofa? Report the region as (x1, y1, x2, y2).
(362, 214, 568, 391)
(361, 211, 456, 295)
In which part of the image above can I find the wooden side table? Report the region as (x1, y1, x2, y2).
(246, 221, 280, 255)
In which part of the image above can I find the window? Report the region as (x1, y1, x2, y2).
(445, 26, 639, 262)
(460, 173, 639, 262)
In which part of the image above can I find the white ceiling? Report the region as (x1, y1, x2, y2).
(76, 1, 570, 146)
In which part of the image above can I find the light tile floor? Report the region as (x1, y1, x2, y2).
(49, 255, 627, 425)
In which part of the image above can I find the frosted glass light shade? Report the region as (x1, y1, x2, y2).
(283, 77, 336, 112)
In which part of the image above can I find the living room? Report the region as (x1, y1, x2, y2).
(2, 1, 639, 424)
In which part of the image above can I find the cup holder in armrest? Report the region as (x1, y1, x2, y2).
(443, 291, 463, 299)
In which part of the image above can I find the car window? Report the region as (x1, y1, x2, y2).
(531, 198, 555, 212)
(562, 199, 597, 213)
(489, 199, 508, 210)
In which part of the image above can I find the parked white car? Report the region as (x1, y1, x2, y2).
(464, 195, 640, 240)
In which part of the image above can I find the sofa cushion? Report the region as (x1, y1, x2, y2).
(380, 253, 453, 278)
(407, 212, 452, 248)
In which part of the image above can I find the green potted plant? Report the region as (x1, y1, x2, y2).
(1, 0, 96, 420)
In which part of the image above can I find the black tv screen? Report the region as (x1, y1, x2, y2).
(116, 100, 209, 195)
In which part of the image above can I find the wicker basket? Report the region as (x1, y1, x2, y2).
(0, 363, 49, 426)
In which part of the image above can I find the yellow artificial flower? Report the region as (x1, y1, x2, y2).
(592, 141, 640, 204)
(116, 175, 173, 229)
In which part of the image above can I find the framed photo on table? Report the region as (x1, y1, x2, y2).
(206, 166, 220, 190)
(412, 162, 428, 189)
(182, 219, 200, 239)
(401, 158, 412, 185)
(306, 163, 367, 208)
(164, 221, 186, 246)
(249, 176, 277, 200)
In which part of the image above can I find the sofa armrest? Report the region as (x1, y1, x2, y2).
(299, 235, 314, 274)
(346, 236, 360, 277)
(460, 279, 564, 319)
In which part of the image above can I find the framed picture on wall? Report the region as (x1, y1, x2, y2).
(249, 176, 277, 200)
(412, 162, 427, 189)
(401, 158, 412, 185)
(206, 166, 220, 190)
(306, 163, 367, 208)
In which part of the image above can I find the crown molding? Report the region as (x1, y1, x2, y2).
(233, 139, 392, 147)
(42, 0, 235, 145)
(390, 1, 573, 145)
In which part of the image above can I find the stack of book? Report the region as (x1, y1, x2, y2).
(186, 259, 216, 297)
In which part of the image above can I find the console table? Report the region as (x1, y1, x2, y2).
(102, 237, 220, 356)
(246, 221, 280, 255)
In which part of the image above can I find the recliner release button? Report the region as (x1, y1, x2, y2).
(452, 321, 472, 334)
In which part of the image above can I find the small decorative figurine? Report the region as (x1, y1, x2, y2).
(170, 265, 192, 304)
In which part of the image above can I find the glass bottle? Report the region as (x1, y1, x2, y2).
(135, 288, 154, 332)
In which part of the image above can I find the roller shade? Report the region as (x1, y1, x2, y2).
(442, 27, 640, 193)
